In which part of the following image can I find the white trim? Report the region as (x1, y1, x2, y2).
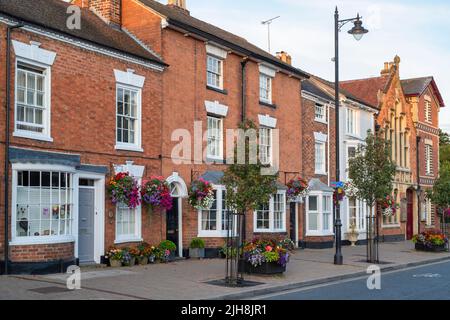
(206, 115, 224, 161)
(166, 172, 188, 198)
(314, 132, 328, 143)
(258, 114, 277, 129)
(197, 185, 228, 238)
(13, 131, 54, 142)
(205, 100, 229, 117)
(0, 17, 164, 72)
(206, 44, 228, 59)
(114, 69, 146, 88)
(12, 40, 57, 66)
(305, 192, 334, 237)
(259, 64, 277, 78)
(113, 161, 145, 178)
(9, 236, 75, 246)
(253, 191, 287, 233)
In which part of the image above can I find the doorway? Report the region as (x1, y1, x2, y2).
(166, 198, 180, 256)
(407, 189, 414, 240)
(290, 202, 297, 246)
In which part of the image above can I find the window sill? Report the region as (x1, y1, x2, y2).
(345, 133, 362, 140)
(259, 100, 277, 109)
(315, 171, 328, 176)
(206, 157, 225, 164)
(13, 131, 53, 143)
(10, 235, 75, 246)
(206, 85, 228, 95)
(381, 224, 401, 229)
(305, 232, 334, 237)
(198, 232, 228, 238)
(254, 229, 287, 234)
(115, 144, 144, 153)
(114, 237, 143, 245)
(315, 119, 328, 125)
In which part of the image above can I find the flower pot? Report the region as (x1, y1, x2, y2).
(239, 261, 286, 275)
(148, 255, 156, 264)
(110, 259, 122, 268)
(346, 232, 360, 247)
(123, 257, 136, 267)
(415, 243, 447, 252)
(138, 256, 148, 265)
(189, 248, 205, 259)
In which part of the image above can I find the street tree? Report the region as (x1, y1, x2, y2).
(348, 130, 396, 262)
(428, 162, 450, 223)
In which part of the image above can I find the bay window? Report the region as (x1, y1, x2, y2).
(13, 170, 73, 241)
(306, 192, 333, 236)
(254, 192, 286, 233)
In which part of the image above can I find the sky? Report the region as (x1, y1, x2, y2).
(163, 0, 450, 133)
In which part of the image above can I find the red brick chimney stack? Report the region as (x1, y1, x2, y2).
(73, 0, 122, 28)
(167, 0, 190, 15)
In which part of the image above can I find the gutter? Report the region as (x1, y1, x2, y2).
(4, 22, 23, 275)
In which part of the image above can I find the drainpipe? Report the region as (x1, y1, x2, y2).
(4, 23, 23, 275)
(327, 103, 331, 186)
(416, 136, 421, 235)
(240, 59, 248, 122)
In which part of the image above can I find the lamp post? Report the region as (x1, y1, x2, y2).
(334, 7, 368, 265)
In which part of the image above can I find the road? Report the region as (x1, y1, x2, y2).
(258, 260, 450, 300)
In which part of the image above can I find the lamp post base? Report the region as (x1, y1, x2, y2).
(334, 218, 343, 265)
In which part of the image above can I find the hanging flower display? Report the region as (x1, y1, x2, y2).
(188, 178, 214, 210)
(332, 181, 346, 204)
(286, 177, 309, 201)
(141, 176, 173, 212)
(108, 172, 141, 209)
(344, 181, 358, 198)
(380, 195, 399, 217)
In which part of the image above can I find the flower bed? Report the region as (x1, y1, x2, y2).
(413, 230, 448, 252)
(240, 238, 293, 275)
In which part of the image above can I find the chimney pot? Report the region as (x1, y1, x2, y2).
(167, 0, 190, 14)
(276, 51, 292, 65)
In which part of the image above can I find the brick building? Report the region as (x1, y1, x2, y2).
(341, 56, 445, 242)
(0, 0, 166, 274)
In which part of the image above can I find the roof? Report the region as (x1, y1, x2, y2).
(302, 79, 334, 102)
(401, 77, 445, 107)
(138, 0, 308, 78)
(308, 178, 334, 192)
(0, 0, 165, 66)
(340, 76, 390, 108)
(200, 171, 224, 185)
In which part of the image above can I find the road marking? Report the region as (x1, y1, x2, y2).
(413, 273, 442, 278)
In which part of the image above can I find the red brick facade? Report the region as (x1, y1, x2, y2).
(9, 242, 74, 263)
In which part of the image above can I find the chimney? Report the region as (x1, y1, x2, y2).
(276, 51, 292, 65)
(74, 0, 122, 28)
(167, 0, 190, 14)
(380, 55, 401, 77)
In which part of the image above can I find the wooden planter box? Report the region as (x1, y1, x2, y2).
(415, 243, 448, 252)
(239, 261, 286, 275)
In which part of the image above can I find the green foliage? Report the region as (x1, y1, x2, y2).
(441, 145, 450, 165)
(348, 131, 397, 207)
(190, 238, 205, 249)
(262, 251, 279, 263)
(159, 240, 177, 252)
(427, 162, 450, 209)
(439, 129, 450, 146)
(221, 120, 278, 214)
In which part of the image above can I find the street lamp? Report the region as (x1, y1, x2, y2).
(334, 7, 368, 266)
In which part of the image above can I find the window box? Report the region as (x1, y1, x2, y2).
(238, 260, 286, 275)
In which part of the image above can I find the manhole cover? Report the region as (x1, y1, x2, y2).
(29, 286, 71, 294)
(205, 279, 264, 288)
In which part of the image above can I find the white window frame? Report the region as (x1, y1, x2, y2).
(346, 108, 359, 137)
(315, 141, 326, 175)
(423, 198, 433, 226)
(197, 186, 233, 238)
(10, 164, 76, 246)
(14, 59, 53, 142)
(347, 197, 367, 232)
(425, 143, 433, 176)
(306, 192, 334, 236)
(346, 144, 358, 172)
(254, 191, 287, 233)
(259, 127, 272, 166)
(259, 73, 273, 104)
(206, 116, 224, 160)
(425, 100, 432, 123)
(314, 103, 327, 123)
(115, 84, 143, 153)
(206, 55, 224, 90)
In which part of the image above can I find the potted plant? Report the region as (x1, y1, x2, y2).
(106, 247, 123, 268)
(345, 223, 359, 247)
(188, 178, 214, 210)
(158, 240, 177, 262)
(413, 230, 448, 252)
(189, 238, 206, 259)
(141, 177, 173, 213)
(108, 172, 141, 209)
(240, 238, 292, 275)
(122, 248, 136, 267)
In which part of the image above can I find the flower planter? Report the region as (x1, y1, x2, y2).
(239, 261, 286, 275)
(123, 257, 136, 267)
(189, 248, 205, 259)
(415, 243, 447, 252)
(138, 256, 148, 265)
(109, 259, 122, 268)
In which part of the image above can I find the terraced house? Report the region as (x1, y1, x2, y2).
(341, 56, 445, 242)
(0, 0, 167, 274)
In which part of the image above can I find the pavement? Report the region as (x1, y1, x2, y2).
(258, 260, 450, 300)
(0, 241, 449, 300)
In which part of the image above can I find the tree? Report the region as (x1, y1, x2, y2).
(221, 119, 278, 285)
(348, 131, 396, 262)
(439, 129, 450, 146)
(428, 162, 450, 223)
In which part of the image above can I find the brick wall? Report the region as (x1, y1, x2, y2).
(74, 0, 122, 27)
(10, 242, 74, 263)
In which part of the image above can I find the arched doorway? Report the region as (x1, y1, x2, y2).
(166, 173, 188, 257)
